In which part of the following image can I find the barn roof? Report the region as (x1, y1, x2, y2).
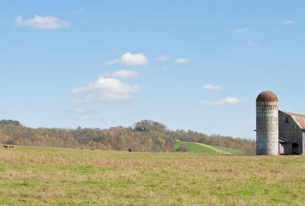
(279, 136, 289, 142)
(280, 111, 305, 130)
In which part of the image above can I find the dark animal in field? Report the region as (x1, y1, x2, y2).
(128, 148, 132, 152)
(3, 145, 15, 149)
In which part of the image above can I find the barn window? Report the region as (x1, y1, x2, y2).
(285, 117, 289, 123)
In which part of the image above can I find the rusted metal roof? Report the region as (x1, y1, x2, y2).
(256, 91, 278, 102)
(281, 111, 305, 130)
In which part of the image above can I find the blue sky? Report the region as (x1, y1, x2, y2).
(1, 1, 305, 139)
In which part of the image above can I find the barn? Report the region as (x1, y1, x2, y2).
(256, 91, 305, 155)
(278, 111, 305, 155)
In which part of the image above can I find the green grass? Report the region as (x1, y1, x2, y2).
(174, 141, 243, 154)
(212, 145, 244, 154)
(174, 142, 217, 153)
(1, 146, 305, 205)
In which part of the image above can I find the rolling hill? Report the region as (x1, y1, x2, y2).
(174, 140, 243, 154)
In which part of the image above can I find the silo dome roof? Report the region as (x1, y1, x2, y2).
(256, 91, 278, 102)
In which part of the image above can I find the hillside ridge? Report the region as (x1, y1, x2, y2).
(0, 119, 255, 154)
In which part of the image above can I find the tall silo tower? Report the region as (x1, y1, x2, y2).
(256, 91, 278, 155)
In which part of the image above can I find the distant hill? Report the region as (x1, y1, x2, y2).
(0, 119, 255, 154)
(0, 120, 21, 126)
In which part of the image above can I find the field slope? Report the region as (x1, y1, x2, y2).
(174, 141, 243, 154)
(0, 146, 305, 205)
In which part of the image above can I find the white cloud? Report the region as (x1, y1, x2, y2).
(232, 28, 250, 34)
(65, 108, 98, 115)
(175, 58, 190, 63)
(15, 15, 69, 30)
(284, 20, 293, 24)
(245, 41, 260, 48)
(73, 115, 93, 120)
(71, 77, 140, 103)
(162, 67, 168, 72)
(199, 97, 247, 106)
(72, 77, 139, 94)
(106, 70, 138, 79)
(202, 84, 222, 90)
(106, 52, 148, 66)
(238, 41, 260, 48)
(72, 108, 86, 113)
(156, 55, 168, 61)
(79, 115, 92, 120)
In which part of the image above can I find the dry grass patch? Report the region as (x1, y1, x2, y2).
(0, 146, 305, 205)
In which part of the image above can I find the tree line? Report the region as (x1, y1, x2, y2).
(0, 119, 255, 154)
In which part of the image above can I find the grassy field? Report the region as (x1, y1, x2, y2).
(212, 145, 244, 155)
(174, 142, 217, 153)
(174, 141, 243, 154)
(0, 146, 305, 205)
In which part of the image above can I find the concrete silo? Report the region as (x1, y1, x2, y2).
(256, 91, 278, 155)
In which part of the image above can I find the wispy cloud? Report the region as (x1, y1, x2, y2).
(71, 108, 86, 113)
(15, 15, 69, 30)
(78, 115, 92, 120)
(232, 28, 250, 34)
(105, 70, 138, 79)
(71, 77, 140, 103)
(73, 115, 94, 120)
(202, 84, 222, 90)
(156, 55, 169, 61)
(238, 41, 260, 48)
(284, 20, 293, 24)
(175, 58, 190, 63)
(66, 108, 98, 120)
(106, 52, 148, 66)
(66, 108, 97, 113)
(199, 97, 247, 106)
(162, 67, 168, 72)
